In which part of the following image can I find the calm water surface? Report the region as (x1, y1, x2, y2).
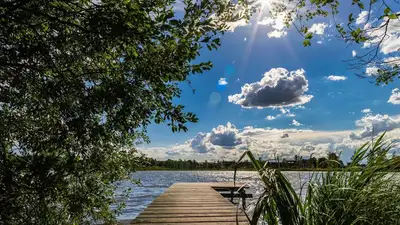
(114, 171, 312, 221)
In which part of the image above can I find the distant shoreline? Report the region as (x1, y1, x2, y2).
(136, 167, 346, 172)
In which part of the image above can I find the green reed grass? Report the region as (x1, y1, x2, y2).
(235, 133, 400, 225)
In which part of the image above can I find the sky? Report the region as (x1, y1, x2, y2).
(141, 0, 400, 162)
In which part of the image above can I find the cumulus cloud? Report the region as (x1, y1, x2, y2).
(365, 66, 379, 76)
(140, 124, 355, 161)
(356, 11, 369, 25)
(384, 57, 400, 67)
(268, 30, 288, 38)
(362, 16, 400, 54)
(228, 68, 313, 108)
(208, 122, 243, 147)
(352, 50, 357, 57)
(292, 119, 302, 126)
(349, 114, 400, 139)
(361, 108, 372, 114)
(218, 78, 228, 85)
(266, 115, 277, 120)
(280, 108, 295, 117)
(309, 23, 328, 35)
(258, 17, 274, 26)
(388, 88, 400, 105)
(326, 75, 348, 81)
(258, 12, 295, 38)
(265, 108, 295, 121)
(141, 117, 400, 161)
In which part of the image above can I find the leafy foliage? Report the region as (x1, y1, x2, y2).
(0, 0, 253, 224)
(238, 133, 400, 225)
(268, 0, 400, 85)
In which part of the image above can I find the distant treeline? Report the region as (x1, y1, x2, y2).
(139, 152, 400, 171)
(140, 153, 348, 171)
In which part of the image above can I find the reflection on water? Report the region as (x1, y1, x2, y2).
(114, 171, 312, 221)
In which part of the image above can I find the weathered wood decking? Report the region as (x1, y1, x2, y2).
(131, 182, 250, 225)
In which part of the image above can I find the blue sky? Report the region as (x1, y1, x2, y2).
(142, 0, 400, 162)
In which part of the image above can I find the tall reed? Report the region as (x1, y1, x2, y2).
(235, 133, 400, 225)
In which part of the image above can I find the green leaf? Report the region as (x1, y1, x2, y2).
(384, 7, 390, 15)
(303, 39, 311, 47)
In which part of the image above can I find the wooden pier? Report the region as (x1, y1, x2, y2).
(131, 182, 250, 225)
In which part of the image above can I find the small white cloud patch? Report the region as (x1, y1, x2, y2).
(388, 88, 400, 105)
(356, 11, 369, 25)
(365, 66, 379, 76)
(268, 30, 287, 38)
(361, 108, 372, 114)
(326, 75, 348, 81)
(309, 23, 328, 35)
(258, 12, 294, 39)
(218, 78, 228, 86)
(292, 119, 302, 126)
(266, 115, 277, 120)
(352, 50, 357, 57)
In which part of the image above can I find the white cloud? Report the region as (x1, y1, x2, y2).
(141, 118, 400, 162)
(292, 119, 302, 126)
(244, 37, 247, 41)
(265, 108, 295, 121)
(326, 75, 348, 81)
(140, 124, 350, 161)
(309, 23, 328, 35)
(384, 57, 400, 67)
(266, 115, 277, 120)
(258, 17, 275, 26)
(228, 68, 313, 108)
(208, 122, 243, 147)
(356, 11, 369, 25)
(349, 114, 400, 139)
(352, 50, 357, 57)
(363, 16, 400, 54)
(361, 108, 372, 114)
(218, 78, 228, 85)
(365, 66, 379, 76)
(388, 88, 400, 105)
(362, 42, 372, 48)
(280, 108, 295, 117)
(226, 19, 248, 32)
(258, 12, 295, 39)
(268, 30, 287, 38)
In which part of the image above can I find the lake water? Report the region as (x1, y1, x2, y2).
(114, 171, 312, 221)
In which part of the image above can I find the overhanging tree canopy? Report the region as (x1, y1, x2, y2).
(267, 0, 399, 84)
(0, 0, 254, 224)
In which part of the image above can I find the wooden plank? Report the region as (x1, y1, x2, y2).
(132, 216, 248, 223)
(131, 182, 249, 225)
(141, 209, 242, 214)
(133, 223, 249, 225)
(138, 212, 245, 217)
